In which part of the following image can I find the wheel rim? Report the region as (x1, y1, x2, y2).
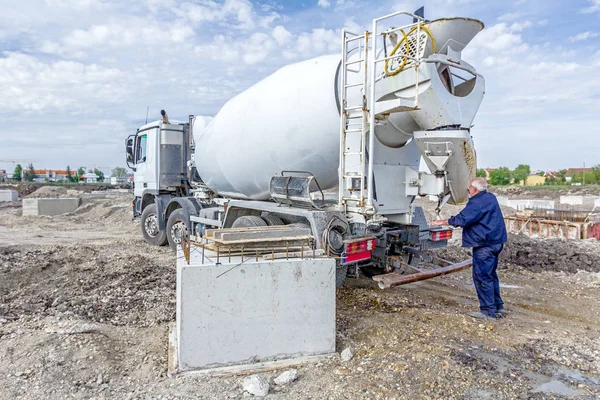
(144, 213, 159, 237)
(170, 221, 187, 244)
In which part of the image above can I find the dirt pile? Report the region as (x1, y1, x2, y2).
(0, 184, 43, 197)
(490, 185, 600, 200)
(0, 242, 174, 327)
(501, 234, 600, 273)
(25, 185, 76, 198)
(1, 183, 131, 199)
(438, 233, 600, 274)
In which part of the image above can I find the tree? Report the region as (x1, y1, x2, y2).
(557, 169, 567, 183)
(572, 171, 597, 185)
(512, 164, 531, 185)
(489, 167, 512, 186)
(592, 165, 600, 183)
(65, 165, 73, 182)
(23, 163, 36, 182)
(476, 168, 487, 178)
(12, 164, 22, 182)
(94, 168, 105, 182)
(112, 166, 128, 179)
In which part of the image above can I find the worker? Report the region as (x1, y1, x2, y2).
(432, 177, 507, 320)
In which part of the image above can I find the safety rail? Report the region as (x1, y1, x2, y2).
(338, 11, 434, 213)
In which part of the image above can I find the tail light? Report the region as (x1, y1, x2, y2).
(342, 237, 376, 264)
(430, 229, 453, 241)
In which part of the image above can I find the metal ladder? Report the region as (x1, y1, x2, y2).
(338, 11, 429, 213)
(338, 30, 370, 210)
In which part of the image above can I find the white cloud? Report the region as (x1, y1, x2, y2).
(582, 0, 600, 13)
(174, 0, 278, 30)
(510, 21, 533, 32)
(44, 0, 107, 10)
(1, 0, 599, 173)
(497, 12, 521, 22)
(295, 28, 339, 57)
(465, 23, 528, 55)
(568, 31, 599, 42)
(41, 20, 194, 56)
(318, 0, 331, 8)
(272, 25, 293, 46)
(0, 52, 123, 112)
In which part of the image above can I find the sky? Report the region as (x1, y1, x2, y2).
(0, 0, 599, 176)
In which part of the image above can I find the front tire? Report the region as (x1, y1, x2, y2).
(166, 209, 188, 252)
(141, 204, 168, 246)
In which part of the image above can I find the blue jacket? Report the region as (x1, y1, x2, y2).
(448, 191, 507, 248)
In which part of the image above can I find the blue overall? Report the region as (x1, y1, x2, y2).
(448, 191, 507, 316)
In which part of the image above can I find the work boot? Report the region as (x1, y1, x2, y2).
(469, 311, 497, 320)
(496, 308, 510, 318)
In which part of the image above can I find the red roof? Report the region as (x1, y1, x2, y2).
(30, 169, 76, 175)
(565, 168, 592, 177)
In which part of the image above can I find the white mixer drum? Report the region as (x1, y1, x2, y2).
(194, 55, 344, 200)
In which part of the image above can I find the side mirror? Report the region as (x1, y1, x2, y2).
(125, 135, 136, 171)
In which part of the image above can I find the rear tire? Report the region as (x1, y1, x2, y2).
(141, 204, 168, 246)
(232, 215, 267, 228)
(336, 263, 348, 288)
(261, 214, 284, 226)
(166, 208, 188, 252)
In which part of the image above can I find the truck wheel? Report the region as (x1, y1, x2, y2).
(141, 204, 168, 246)
(167, 209, 188, 252)
(232, 215, 267, 228)
(336, 263, 348, 288)
(261, 214, 284, 226)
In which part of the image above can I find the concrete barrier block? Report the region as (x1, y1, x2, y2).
(174, 256, 336, 372)
(0, 189, 18, 202)
(22, 198, 81, 216)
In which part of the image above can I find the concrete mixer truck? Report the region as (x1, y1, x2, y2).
(125, 11, 485, 285)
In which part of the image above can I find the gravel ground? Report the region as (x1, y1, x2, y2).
(1, 190, 600, 399)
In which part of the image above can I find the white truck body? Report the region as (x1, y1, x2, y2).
(126, 11, 487, 282)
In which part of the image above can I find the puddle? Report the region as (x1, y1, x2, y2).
(532, 380, 585, 397)
(558, 365, 600, 387)
(499, 283, 522, 289)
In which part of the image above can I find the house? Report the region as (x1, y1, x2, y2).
(0, 169, 6, 182)
(565, 168, 593, 183)
(82, 172, 98, 183)
(521, 174, 546, 186)
(53, 169, 77, 182)
(21, 169, 77, 182)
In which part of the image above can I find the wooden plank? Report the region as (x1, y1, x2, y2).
(205, 226, 292, 240)
(263, 249, 326, 260)
(213, 228, 310, 242)
(198, 242, 309, 254)
(215, 236, 312, 245)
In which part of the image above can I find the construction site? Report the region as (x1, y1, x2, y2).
(2, 7, 600, 400)
(0, 184, 599, 399)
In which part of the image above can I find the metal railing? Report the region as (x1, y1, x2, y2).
(338, 11, 432, 213)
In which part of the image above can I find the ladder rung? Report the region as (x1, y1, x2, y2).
(343, 152, 363, 156)
(344, 82, 363, 88)
(344, 105, 363, 111)
(344, 128, 362, 133)
(345, 59, 365, 66)
(342, 175, 363, 179)
(345, 34, 366, 43)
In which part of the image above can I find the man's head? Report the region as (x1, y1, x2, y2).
(468, 177, 488, 197)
